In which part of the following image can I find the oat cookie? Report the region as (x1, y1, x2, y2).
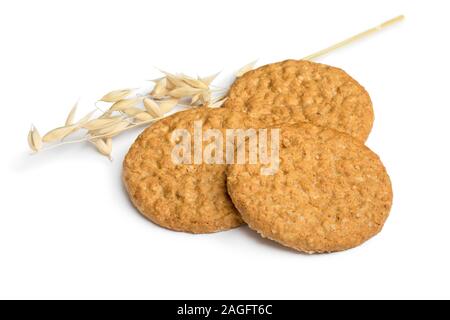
(225, 60, 374, 141)
(227, 123, 393, 253)
(123, 108, 260, 234)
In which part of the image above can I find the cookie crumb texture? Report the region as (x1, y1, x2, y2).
(123, 108, 259, 233)
(227, 123, 393, 253)
(225, 60, 374, 141)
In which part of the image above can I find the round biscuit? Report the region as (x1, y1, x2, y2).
(225, 60, 374, 141)
(123, 107, 261, 233)
(226, 123, 393, 253)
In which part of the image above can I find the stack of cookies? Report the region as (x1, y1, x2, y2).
(123, 60, 393, 254)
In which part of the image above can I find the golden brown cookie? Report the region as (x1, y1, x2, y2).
(225, 60, 374, 141)
(227, 123, 393, 253)
(123, 107, 261, 234)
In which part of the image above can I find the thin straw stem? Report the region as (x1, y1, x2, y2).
(303, 15, 405, 61)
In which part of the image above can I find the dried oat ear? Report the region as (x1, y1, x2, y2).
(27, 69, 227, 159)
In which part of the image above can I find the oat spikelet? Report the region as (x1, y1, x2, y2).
(106, 138, 112, 149)
(182, 77, 209, 90)
(91, 121, 130, 137)
(100, 89, 132, 103)
(90, 138, 112, 159)
(160, 71, 186, 88)
(159, 99, 179, 113)
(109, 98, 142, 112)
(169, 87, 203, 98)
(27, 126, 42, 152)
(82, 117, 121, 131)
(135, 112, 153, 122)
(144, 98, 163, 117)
(123, 107, 144, 117)
(236, 60, 257, 77)
(151, 78, 168, 99)
(65, 102, 78, 126)
(165, 78, 176, 90)
(43, 125, 77, 143)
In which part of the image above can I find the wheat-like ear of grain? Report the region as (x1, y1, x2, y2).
(100, 89, 132, 103)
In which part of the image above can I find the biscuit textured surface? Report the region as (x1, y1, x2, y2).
(124, 108, 261, 234)
(227, 123, 393, 253)
(225, 60, 374, 141)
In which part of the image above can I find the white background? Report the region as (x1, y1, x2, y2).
(1, 0, 449, 300)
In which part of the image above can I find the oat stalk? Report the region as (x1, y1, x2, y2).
(303, 15, 405, 61)
(28, 71, 226, 159)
